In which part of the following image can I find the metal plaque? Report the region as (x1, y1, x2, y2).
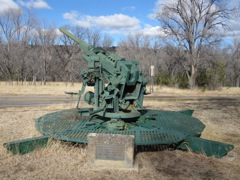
(96, 143, 125, 160)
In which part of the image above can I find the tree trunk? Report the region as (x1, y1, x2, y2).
(70, 74, 74, 86)
(236, 76, 240, 87)
(189, 65, 196, 89)
(33, 75, 36, 86)
(44, 77, 46, 85)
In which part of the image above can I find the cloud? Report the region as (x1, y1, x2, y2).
(138, 24, 166, 37)
(17, 0, 51, 9)
(224, 19, 240, 39)
(63, 11, 92, 28)
(0, 0, 19, 13)
(54, 28, 62, 36)
(121, 6, 136, 11)
(228, 0, 240, 9)
(63, 11, 140, 33)
(148, 0, 176, 19)
(92, 14, 140, 30)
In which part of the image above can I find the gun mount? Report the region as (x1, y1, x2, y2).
(60, 28, 148, 122)
(3, 28, 234, 158)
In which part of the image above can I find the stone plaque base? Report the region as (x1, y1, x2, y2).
(86, 133, 137, 170)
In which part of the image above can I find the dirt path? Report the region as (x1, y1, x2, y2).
(1, 95, 240, 108)
(0, 95, 77, 108)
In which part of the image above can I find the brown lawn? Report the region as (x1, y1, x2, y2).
(0, 83, 240, 179)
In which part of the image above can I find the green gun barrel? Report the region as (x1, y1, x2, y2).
(59, 27, 90, 53)
(59, 27, 123, 66)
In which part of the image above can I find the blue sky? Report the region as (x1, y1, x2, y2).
(1, 0, 240, 45)
(0, 0, 165, 44)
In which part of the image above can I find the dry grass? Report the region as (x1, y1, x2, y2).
(151, 85, 240, 97)
(1, 81, 240, 96)
(0, 81, 94, 95)
(0, 84, 240, 179)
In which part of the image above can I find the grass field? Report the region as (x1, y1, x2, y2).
(0, 82, 240, 179)
(1, 81, 240, 96)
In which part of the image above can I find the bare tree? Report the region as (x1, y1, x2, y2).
(156, 0, 236, 88)
(56, 25, 87, 84)
(0, 8, 37, 83)
(0, 8, 23, 81)
(101, 33, 114, 48)
(86, 28, 102, 47)
(226, 39, 240, 87)
(117, 33, 162, 76)
(34, 21, 57, 85)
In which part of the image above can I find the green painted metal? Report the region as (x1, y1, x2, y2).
(59, 28, 148, 118)
(178, 109, 194, 116)
(3, 136, 49, 155)
(178, 137, 234, 158)
(3, 28, 234, 158)
(34, 108, 233, 157)
(35, 109, 201, 145)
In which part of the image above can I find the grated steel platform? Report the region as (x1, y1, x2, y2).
(35, 109, 205, 145)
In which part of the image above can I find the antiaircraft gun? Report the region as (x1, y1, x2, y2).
(3, 28, 234, 158)
(60, 28, 148, 128)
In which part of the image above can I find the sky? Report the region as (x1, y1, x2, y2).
(0, 0, 240, 45)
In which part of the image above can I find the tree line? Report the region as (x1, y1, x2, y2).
(0, 0, 239, 89)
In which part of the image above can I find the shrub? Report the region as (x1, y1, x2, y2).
(196, 61, 226, 90)
(156, 71, 189, 88)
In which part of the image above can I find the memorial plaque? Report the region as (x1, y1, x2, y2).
(86, 133, 135, 169)
(96, 144, 124, 160)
